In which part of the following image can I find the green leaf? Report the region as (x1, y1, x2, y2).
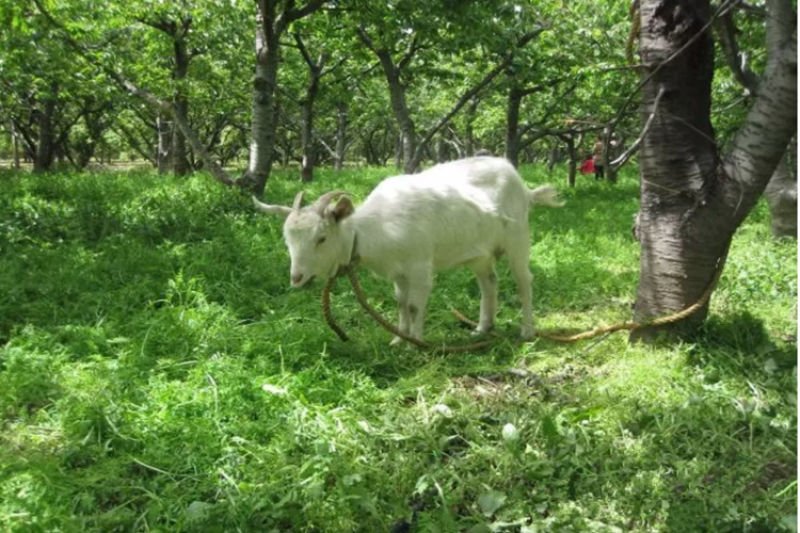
(185, 501, 214, 523)
(477, 490, 506, 517)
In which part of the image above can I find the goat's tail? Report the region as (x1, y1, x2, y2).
(528, 185, 564, 207)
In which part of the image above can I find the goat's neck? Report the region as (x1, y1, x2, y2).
(342, 214, 384, 273)
(340, 219, 359, 266)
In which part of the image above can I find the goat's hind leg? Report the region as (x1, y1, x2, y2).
(390, 276, 411, 346)
(469, 257, 499, 335)
(405, 263, 434, 342)
(506, 237, 535, 340)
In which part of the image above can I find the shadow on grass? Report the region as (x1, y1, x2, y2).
(689, 311, 798, 377)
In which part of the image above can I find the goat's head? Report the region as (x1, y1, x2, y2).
(253, 191, 355, 288)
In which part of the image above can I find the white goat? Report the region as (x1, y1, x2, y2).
(253, 156, 562, 343)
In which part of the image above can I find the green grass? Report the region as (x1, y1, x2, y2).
(0, 165, 796, 532)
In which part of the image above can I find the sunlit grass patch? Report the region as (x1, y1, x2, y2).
(0, 166, 795, 531)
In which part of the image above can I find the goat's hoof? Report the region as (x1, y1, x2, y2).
(520, 327, 536, 341)
(472, 326, 493, 337)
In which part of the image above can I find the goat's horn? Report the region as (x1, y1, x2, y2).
(292, 191, 304, 211)
(312, 190, 350, 216)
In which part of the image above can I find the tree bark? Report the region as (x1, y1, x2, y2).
(562, 136, 577, 188)
(631, 0, 797, 342)
(715, 0, 797, 238)
(547, 145, 559, 171)
(505, 87, 523, 167)
(157, 115, 172, 174)
(294, 34, 325, 183)
(247, 2, 280, 194)
(764, 139, 797, 238)
(299, 73, 320, 182)
(394, 131, 403, 170)
(172, 36, 190, 176)
(10, 122, 21, 169)
(33, 83, 58, 173)
(762, 0, 796, 237)
(465, 97, 479, 156)
(334, 100, 347, 170)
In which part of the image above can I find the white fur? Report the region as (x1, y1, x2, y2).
(254, 156, 563, 343)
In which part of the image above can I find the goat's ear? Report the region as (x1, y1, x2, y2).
(252, 196, 292, 219)
(330, 196, 355, 222)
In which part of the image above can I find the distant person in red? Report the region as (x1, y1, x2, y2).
(592, 137, 605, 180)
(580, 155, 594, 175)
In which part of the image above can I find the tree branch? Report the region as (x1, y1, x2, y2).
(610, 85, 666, 169)
(714, 11, 760, 94)
(410, 57, 510, 167)
(286, 0, 326, 23)
(355, 26, 377, 53)
(293, 32, 316, 69)
(397, 34, 420, 71)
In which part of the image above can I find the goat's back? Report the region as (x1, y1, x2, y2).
(353, 157, 531, 271)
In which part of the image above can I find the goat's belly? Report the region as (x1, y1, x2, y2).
(431, 244, 496, 271)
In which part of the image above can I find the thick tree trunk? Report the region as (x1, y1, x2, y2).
(294, 35, 326, 182)
(632, 0, 797, 342)
(632, 1, 727, 340)
(369, 45, 416, 172)
(762, 0, 797, 237)
(172, 89, 189, 175)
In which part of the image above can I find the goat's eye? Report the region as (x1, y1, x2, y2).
(316, 236, 327, 246)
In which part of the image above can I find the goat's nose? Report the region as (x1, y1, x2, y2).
(291, 273, 305, 286)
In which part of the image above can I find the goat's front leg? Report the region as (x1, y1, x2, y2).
(469, 258, 499, 335)
(405, 264, 434, 342)
(390, 276, 411, 346)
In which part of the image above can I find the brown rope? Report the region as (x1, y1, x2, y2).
(345, 266, 495, 353)
(322, 276, 348, 342)
(321, 261, 495, 352)
(456, 250, 730, 343)
(322, 249, 729, 348)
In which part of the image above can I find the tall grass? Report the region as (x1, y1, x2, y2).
(0, 165, 795, 532)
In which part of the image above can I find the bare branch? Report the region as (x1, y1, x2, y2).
(611, 85, 666, 169)
(410, 58, 510, 167)
(714, 11, 760, 93)
(397, 34, 420, 71)
(293, 32, 316, 69)
(355, 26, 377, 53)
(286, 0, 327, 23)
